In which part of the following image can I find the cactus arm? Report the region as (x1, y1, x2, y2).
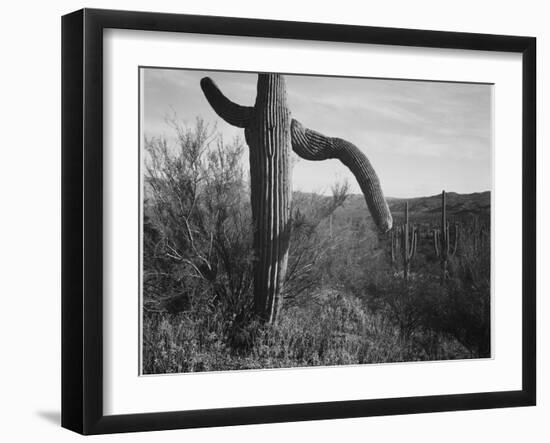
(291, 119, 392, 232)
(200, 77, 253, 128)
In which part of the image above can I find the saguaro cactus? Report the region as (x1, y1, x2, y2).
(390, 202, 417, 279)
(390, 227, 399, 266)
(471, 217, 488, 253)
(433, 190, 458, 281)
(401, 202, 417, 281)
(201, 73, 392, 323)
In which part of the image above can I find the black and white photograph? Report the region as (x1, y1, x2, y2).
(141, 68, 492, 374)
(1, 0, 544, 440)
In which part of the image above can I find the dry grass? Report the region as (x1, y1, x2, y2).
(142, 291, 471, 374)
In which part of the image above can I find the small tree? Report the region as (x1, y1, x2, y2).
(283, 182, 350, 306)
(143, 118, 254, 324)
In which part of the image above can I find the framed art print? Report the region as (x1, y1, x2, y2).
(61, 8, 536, 435)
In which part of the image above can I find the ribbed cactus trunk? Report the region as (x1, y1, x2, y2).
(200, 73, 392, 324)
(201, 74, 291, 323)
(246, 75, 291, 323)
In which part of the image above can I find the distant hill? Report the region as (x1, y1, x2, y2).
(321, 190, 491, 232)
(145, 176, 490, 229)
(387, 191, 490, 225)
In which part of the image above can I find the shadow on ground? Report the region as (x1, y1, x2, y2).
(36, 410, 60, 426)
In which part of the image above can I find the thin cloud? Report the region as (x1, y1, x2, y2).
(142, 68, 492, 198)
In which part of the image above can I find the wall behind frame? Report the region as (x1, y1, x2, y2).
(0, 1, 545, 442)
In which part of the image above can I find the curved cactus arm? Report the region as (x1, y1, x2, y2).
(200, 77, 254, 128)
(291, 118, 393, 232)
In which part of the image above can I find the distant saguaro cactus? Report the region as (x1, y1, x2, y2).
(401, 202, 417, 281)
(390, 227, 398, 266)
(201, 73, 392, 323)
(433, 190, 458, 281)
(391, 202, 417, 280)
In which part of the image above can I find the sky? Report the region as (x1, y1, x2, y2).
(141, 68, 492, 198)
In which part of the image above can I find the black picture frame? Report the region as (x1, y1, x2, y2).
(62, 8, 536, 435)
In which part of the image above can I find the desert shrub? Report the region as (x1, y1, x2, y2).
(142, 292, 445, 373)
(143, 118, 254, 337)
(434, 219, 491, 356)
(428, 279, 490, 357)
(363, 255, 489, 359)
(143, 118, 357, 360)
(283, 183, 351, 306)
